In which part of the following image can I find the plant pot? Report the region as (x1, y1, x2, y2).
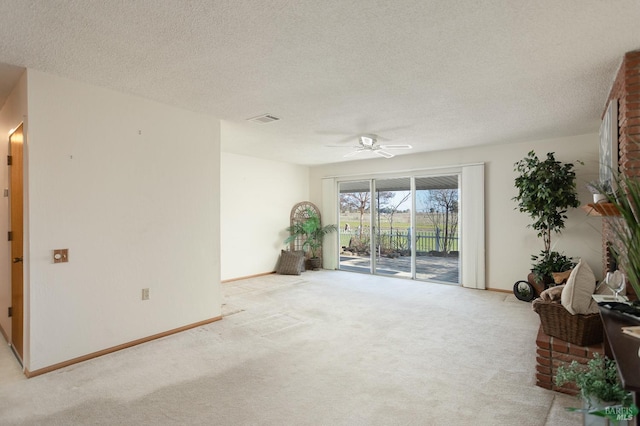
(527, 272, 552, 296)
(308, 257, 322, 270)
(593, 193, 608, 204)
(583, 397, 630, 426)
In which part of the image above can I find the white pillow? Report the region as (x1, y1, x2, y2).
(561, 259, 597, 315)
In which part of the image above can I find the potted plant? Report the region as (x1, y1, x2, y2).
(555, 353, 636, 425)
(587, 181, 614, 204)
(530, 250, 575, 287)
(285, 207, 337, 270)
(513, 151, 581, 291)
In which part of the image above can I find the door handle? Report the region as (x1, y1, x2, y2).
(12, 257, 23, 263)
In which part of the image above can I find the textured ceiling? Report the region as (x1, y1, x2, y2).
(0, 1, 639, 165)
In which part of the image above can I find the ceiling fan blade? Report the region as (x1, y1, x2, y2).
(374, 150, 394, 159)
(378, 144, 412, 150)
(343, 149, 365, 158)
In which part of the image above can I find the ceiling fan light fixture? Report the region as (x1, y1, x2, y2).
(359, 135, 375, 147)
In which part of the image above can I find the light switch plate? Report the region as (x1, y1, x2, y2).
(53, 249, 68, 263)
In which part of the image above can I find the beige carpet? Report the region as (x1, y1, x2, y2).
(0, 271, 581, 425)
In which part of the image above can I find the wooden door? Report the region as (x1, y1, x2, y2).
(9, 123, 24, 361)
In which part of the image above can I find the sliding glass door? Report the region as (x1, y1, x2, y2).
(373, 177, 411, 278)
(337, 175, 460, 284)
(338, 181, 372, 273)
(415, 175, 460, 283)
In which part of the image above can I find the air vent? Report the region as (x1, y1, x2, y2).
(247, 114, 280, 124)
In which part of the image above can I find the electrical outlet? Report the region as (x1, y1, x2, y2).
(142, 288, 150, 300)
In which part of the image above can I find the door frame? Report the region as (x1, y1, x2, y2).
(8, 123, 24, 364)
(332, 164, 485, 288)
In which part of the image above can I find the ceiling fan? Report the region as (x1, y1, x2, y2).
(337, 135, 412, 159)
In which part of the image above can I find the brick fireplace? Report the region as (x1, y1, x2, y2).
(535, 327, 603, 395)
(535, 50, 640, 393)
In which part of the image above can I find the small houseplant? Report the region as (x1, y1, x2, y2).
(285, 207, 337, 270)
(555, 353, 635, 424)
(587, 181, 614, 204)
(530, 250, 575, 285)
(513, 151, 581, 285)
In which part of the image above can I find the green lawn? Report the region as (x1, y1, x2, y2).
(338, 212, 456, 233)
(338, 212, 458, 252)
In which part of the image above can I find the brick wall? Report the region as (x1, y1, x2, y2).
(617, 51, 640, 176)
(535, 326, 604, 394)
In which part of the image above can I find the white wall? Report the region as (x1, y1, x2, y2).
(220, 147, 309, 281)
(0, 70, 27, 342)
(0, 68, 603, 370)
(309, 134, 603, 292)
(22, 70, 221, 371)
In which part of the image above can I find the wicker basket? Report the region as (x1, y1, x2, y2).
(532, 300, 603, 346)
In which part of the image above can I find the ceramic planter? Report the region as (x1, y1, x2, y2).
(583, 397, 630, 426)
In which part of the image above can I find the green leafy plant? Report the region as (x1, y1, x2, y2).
(285, 208, 337, 259)
(556, 353, 630, 405)
(530, 250, 575, 284)
(601, 172, 640, 299)
(587, 180, 614, 196)
(555, 353, 635, 423)
(513, 151, 581, 281)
